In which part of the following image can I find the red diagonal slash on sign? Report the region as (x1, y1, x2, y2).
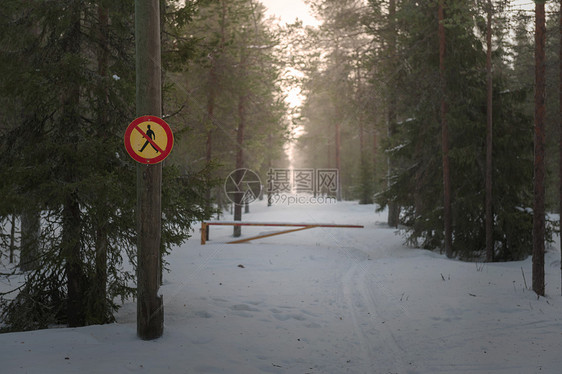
(133, 123, 165, 154)
(125, 116, 174, 164)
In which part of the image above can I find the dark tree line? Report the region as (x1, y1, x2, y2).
(297, 0, 560, 286)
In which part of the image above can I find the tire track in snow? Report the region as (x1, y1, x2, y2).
(340, 262, 425, 374)
(300, 208, 423, 372)
(340, 262, 423, 374)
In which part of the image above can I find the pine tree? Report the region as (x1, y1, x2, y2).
(533, 0, 546, 297)
(559, 0, 562, 296)
(485, 0, 494, 262)
(387, 0, 401, 226)
(439, 0, 453, 257)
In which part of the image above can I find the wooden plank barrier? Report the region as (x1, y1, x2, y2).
(200, 221, 364, 245)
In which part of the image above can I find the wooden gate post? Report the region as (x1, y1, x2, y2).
(201, 222, 207, 245)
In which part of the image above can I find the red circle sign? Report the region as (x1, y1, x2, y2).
(124, 116, 174, 164)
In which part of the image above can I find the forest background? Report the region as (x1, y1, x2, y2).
(0, 0, 560, 331)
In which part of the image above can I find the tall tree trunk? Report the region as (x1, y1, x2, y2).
(335, 121, 342, 200)
(559, 0, 562, 296)
(372, 53, 379, 181)
(334, 40, 342, 202)
(358, 61, 364, 154)
(439, 0, 453, 258)
(533, 0, 546, 297)
(9, 215, 16, 264)
(485, 0, 494, 262)
(233, 100, 246, 237)
(19, 209, 40, 271)
(205, 67, 216, 204)
(205, 1, 226, 204)
(268, 133, 273, 206)
(62, 1, 85, 328)
(233, 91, 247, 237)
(373, 109, 378, 185)
(89, 1, 111, 325)
(205, 70, 215, 164)
(357, 62, 373, 205)
(233, 46, 247, 238)
(387, 0, 400, 227)
(135, 0, 164, 339)
(93, 225, 108, 322)
(63, 195, 85, 327)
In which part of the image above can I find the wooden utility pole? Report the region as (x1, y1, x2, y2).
(533, 0, 546, 297)
(485, 0, 494, 262)
(135, 0, 164, 339)
(439, 0, 453, 258)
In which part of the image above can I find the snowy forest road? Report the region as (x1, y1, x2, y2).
(2, 201, 561, 374)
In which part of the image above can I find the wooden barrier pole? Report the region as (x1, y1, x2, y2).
(200, 222, 363, 245)
(227, 226, 315, 244)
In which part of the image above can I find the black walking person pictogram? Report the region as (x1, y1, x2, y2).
(139, 125, 159, 153)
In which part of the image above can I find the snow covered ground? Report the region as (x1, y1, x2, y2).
(1, 200, 561, 373)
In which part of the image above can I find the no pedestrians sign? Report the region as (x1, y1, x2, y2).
(124, 116, 174, 164)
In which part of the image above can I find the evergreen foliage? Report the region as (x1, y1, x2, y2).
(164, 0, 288, 186)
(299, 0, 557, 260)
(374, 0, 550, 260)
(0, 0, 214, 332)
